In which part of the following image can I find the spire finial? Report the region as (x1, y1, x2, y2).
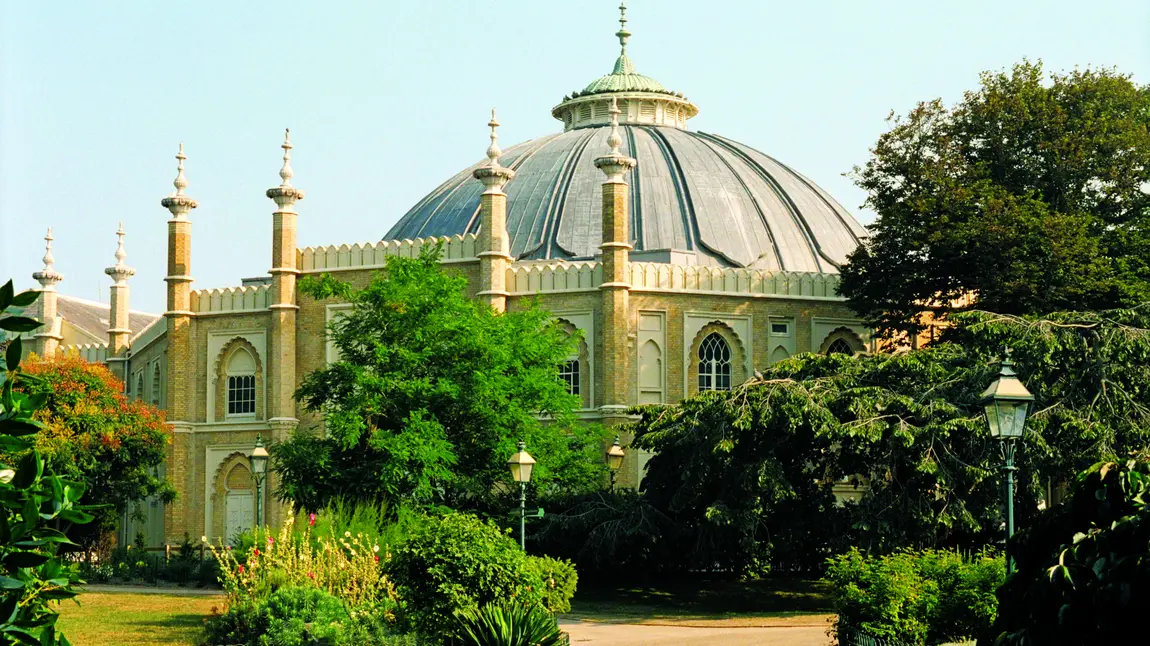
(616, 2, 631, 53)
(33, 227, 64, 288)
(486, 108, 503, 168)
(172, 143, 188, 196)
(606, 97, 623, 155)
(42, 228, 56, 274)
(279, 128, 294, 187)
(114, 221, 127, 264)
(105, 221, 136, 284)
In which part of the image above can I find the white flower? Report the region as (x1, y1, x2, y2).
(0, 470, 14, 484)
(373, 545, 380, 553)
(344, 531, 351, 538)
(201, 536, 208, 543)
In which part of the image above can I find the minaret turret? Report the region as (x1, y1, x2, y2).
(104, 222, 136, 360)
(473, 109, 516, 313)
(31, 228, 64, 358)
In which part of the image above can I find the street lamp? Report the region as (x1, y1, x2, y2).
(606, 436, 625, 490)
(507, 441, 536, 550)
(249, 435, 269, 529)
(980, 349, 1033, 573)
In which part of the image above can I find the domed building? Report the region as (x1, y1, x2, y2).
(21, 3, 872, 545)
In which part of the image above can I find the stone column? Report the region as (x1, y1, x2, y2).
(160, 144, 198, 542)
(594, 98, 638, 485)
(473, 109, 515, 313)
(31, 229, 64, 359)
(104, 223, 136, 381)
(265, 130, 305, 529)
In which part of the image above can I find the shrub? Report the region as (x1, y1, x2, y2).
(452, 601, 566, 646)
(387, 513, 549, 640)
(825, 547, 1003, 645)
(201, 585, 401, 646)
(522, 556, 577, 614)
(987, 458, 1150, 645)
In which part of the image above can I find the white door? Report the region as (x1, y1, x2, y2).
(225, 491, 254, 543)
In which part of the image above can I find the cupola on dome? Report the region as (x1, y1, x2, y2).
(385, 2, 866, 273)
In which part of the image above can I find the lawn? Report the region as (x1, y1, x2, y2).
(56, 590, 225, 646)
(568, 576, 834, 624)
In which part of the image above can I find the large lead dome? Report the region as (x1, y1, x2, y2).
(385, 4, 866, 273)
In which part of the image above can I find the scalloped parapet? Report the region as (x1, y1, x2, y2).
(190, 285, 272, 314)
(504, 261, 842, 299)
(507, 261, 603, 293)
(298, 234, 478, 273)
(629, 263, 842, 298)
(62, 343, 109, 363)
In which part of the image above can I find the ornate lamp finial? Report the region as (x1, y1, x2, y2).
(616, 2, 631, 53)
(33, 227, 64, 288)
(279, 128, 294, 187)
(172, 143, 188, 196)
(105, 222, 136, 284)
(486, 108, 503, 167)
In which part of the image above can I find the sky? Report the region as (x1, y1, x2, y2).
(2, 0, 1148, 314)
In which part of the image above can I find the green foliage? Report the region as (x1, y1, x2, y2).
(0, 280, 96, 645)
(387, 513, 554, 642)
(840, 61, 1150, 340)
(626, 307, 1150, 574)
(825, 548, 1003, 645)
(274, 243, 608, 513)
(987, 457, 1150, 644)
(522, 556, 577, 614)
(15, 356, 174, 550)
(451, 601, 565, 646)
(200, 585, 408, 646)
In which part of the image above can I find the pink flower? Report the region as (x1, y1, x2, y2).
(307, 572, 315, 579)
(267, 536, 274, 545)
(374, 555, 380, 563)
(226, 546, 232, 551)
(308, 513, 316, 527)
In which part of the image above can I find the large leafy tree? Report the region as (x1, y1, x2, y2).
(274, 244, 608, 513)
(1, 281, 96, 646)
(15, 356, 174, 549)
(841, 61, 1150, 340)
(620, 306, 1150, 575)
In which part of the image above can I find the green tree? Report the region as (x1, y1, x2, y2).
(0, 280, 96, 645)
(841, 61, 1150, 340)
(14, 356, 174, 550)
(274, 244, 608, 513)
(624, 305, 1150, 574)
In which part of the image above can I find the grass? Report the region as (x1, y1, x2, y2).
(56, 590, 225, 646)
(567, 576, 834, 625)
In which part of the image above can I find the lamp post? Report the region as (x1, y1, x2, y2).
(606, 436, 625, 490)
(980, 349, 1033, 573)
(249, 435, 269, 529)
(507, 441, 536, 550)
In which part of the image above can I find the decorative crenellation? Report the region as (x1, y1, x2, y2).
(630, 263, 843, 298)
(507, 261, 602, 294)
(61, 343, 109, 364)
(190, 285, 271, 314)
(504, 260, 843, 298)
(298, 233, 479, 272)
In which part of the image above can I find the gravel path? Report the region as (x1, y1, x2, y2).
(560, 619, 832, 646)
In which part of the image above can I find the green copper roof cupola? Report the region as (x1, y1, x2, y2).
(552, 2, 699, 131)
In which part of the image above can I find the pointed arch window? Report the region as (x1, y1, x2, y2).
(697, 333, 732, 392)
(226, 349, 257, 416)
(135, 373, 144, 401)
(150, 363, 161, 408)
(826, 339, 854, 356)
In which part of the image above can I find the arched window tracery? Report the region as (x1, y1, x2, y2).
(697, 332, 732, 392)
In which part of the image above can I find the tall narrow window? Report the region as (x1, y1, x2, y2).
(135, 374, 144, 401)
(826, 338, 854, 356)
(151, 363, 161, 408)
(698, 333, 732, 392)
(559, 359, 580, 396)
(226, 349, 257, 416)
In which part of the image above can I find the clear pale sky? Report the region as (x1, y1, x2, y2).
(2, 0, 1148, 313)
